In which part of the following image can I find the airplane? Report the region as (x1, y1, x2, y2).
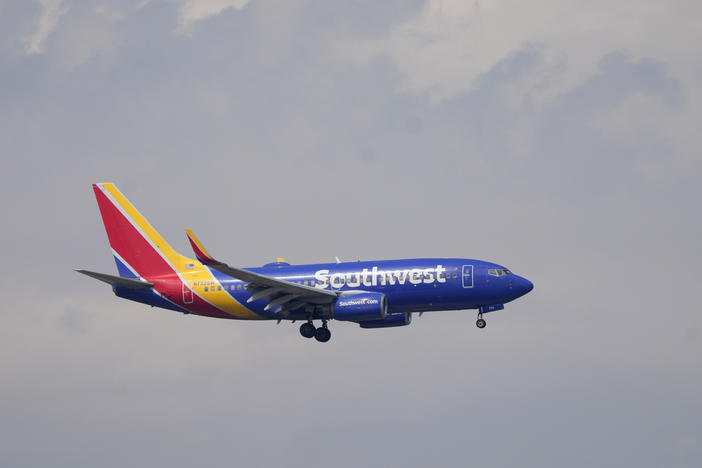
(77, 183, 534, 342)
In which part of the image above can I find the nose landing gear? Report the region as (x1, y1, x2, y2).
(476, 313, 486, 329)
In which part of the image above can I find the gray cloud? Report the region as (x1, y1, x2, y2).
(1, 1, 701, 467)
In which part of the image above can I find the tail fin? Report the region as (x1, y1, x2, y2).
(92, 183, 192, 279)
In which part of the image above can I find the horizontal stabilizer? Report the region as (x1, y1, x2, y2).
(75, 269, 154, 289)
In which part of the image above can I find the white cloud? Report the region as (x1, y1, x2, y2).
(326, 0, 702, 184)
(24, 0, 69, 54)
(346, 0, 702, 106)
(176, 0, 250, 35)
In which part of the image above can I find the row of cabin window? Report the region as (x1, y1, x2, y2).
(322, 271, 460, 286)
(202, 272, 461, 291)
(203, 281, 310, 292)
(204, 284, 245, 292)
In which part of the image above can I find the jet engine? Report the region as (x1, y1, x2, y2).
(333, 293, 387, 321)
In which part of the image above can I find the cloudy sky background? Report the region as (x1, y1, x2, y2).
(1, 0, 701, 466)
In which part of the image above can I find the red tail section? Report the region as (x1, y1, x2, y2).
(93, 183, 186, 279)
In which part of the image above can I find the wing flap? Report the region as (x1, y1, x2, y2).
(213, 263, 337, 300)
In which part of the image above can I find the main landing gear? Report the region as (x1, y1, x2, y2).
(476, 313, 486, 329)
(299, 321, 316, 338)
(299, 320, 331, 342)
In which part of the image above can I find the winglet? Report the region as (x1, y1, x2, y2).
(185, 229, 222, 265)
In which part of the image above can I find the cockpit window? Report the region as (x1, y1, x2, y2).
(488, 269, 512, 277)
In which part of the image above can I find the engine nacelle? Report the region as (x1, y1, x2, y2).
(359, 312, 412, 329)
(333, 293, 387, 321)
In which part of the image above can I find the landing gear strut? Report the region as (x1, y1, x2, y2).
(314, 320, 331, 343)
(476, 313, 486, 329)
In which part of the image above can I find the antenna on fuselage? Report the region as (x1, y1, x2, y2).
(335, 256, 341, 263)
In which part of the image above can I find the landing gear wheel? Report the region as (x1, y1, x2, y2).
(315, 326, 331, 343)
(476, 318, 486, 329)
(300, 322, 316, 338)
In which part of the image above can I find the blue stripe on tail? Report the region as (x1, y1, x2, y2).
(114, 255, 139, 279)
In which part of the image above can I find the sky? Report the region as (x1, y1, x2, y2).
(1, 0, 701, 466)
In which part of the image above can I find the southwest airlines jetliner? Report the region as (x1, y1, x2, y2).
(78, 183, 533, 342)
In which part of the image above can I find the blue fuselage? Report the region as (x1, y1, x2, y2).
(202, 258, 533, 320)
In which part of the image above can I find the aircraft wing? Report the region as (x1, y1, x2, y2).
(186, 229, 339, 315)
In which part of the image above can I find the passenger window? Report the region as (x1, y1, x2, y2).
(204, 286, 208, 292)
(217, 286, 221, 291)
(452, 273, 457, 279)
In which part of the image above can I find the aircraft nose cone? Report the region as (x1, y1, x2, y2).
(515, 276, 534, 297)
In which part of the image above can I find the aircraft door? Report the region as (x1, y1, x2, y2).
(183, 282, 194, 304)
(462, 265, 474, 288)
